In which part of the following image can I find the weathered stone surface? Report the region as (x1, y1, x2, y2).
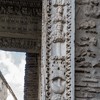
(79, 20, 96, 29)
(76, 0, 90, 5)
(80, 37, 89, 41)
(41, 0, 74, 100)
(84, 1, 100, 18)
(89, 37, 98, 46)
(76, 0, 100, 99)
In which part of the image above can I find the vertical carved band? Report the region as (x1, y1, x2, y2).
(42, 0, 73, 100)
(66, 0, 72, 99)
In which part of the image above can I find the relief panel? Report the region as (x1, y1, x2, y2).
(41, 0, 75, 99)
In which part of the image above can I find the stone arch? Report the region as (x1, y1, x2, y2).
(0, 0, 42, 99)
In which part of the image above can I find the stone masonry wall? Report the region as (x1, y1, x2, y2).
(75, 0, 100, 100)
(24, 53, 39, 100)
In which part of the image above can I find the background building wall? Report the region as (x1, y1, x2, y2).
(75, 0, 100, 99)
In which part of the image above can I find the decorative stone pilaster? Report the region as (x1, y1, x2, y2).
(41, 0, 75, 100)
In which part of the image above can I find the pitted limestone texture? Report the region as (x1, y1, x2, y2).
(76, 0, 100, 99)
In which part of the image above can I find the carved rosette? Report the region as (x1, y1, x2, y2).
(42, 0, 72, 100)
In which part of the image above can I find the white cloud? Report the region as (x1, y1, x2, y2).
(0, 50, 26, 100)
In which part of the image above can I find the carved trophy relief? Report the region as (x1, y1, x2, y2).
(42, 0, 73, 99)
(51, 5, 66, 58)
(51, 5, 66, 57)
(50, 60, 66, 99)
(51, 72, 66, 94)
(53, 7, 65, 23)
(56, 22, 63, 33)
(52, 23, 65, 43)
(57, 5, 64, 14)
(53, 15, 66, 24)
(52, 0, 66, 43)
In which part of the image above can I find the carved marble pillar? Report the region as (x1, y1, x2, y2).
(41, 0, 75, 100)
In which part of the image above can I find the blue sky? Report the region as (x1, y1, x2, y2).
(0, 50, 26, 100)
